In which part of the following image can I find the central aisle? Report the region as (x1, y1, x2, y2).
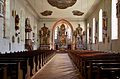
(32, 53, 81, 79)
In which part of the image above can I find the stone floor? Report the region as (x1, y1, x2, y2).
(31, 53, 82, 79)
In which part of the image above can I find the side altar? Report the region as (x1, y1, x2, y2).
(39, 24, 50, 50)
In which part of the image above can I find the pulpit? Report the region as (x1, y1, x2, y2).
(25, 18, 33, 50)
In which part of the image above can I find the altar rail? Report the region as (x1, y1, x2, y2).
(68, 50, 120, 79)
(0, 50, 56, 79)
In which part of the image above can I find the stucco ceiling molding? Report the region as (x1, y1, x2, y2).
(72, 10, 84, 16)
(41, 10, 53, 16)
(47, 0, 77, 9)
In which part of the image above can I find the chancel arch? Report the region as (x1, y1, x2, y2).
(52, 19, 73, 50)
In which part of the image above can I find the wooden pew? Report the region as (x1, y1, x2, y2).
(85, 56, 120, 79)
(0, 50, 56, 79)
(68, 50, 120, 79)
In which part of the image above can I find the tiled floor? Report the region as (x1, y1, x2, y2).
(31, 53, 81, 79)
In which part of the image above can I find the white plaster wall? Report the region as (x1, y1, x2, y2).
(0, 38, 9, 53)
(38, 19, 85, 31)
(0, 18, 4, 37)
(0, 0, 38, 53)
(86, 0, 120, 52)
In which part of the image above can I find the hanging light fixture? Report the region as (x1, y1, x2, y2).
(47, 0, 77, 9)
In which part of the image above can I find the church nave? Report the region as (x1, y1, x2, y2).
(32, 53, 81, 79)
(0, 0, 120, 79)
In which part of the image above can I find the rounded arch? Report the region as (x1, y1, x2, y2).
(51, 19, 74, 49)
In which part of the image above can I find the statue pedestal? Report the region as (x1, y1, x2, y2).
(25, 39, 33, 50)
(39, 44, 50, 50)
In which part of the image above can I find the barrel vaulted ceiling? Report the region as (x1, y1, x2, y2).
(27, 0, 101, 19)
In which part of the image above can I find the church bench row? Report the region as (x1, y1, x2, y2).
(68, 50, 120, 79)
(85, 58, 120, 79)
(0, 50, 56, 79)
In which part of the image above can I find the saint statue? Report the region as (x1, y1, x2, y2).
(25, 18, 32, 32)
(15, 15, 20, 30)
(76, 24, 83, 36)
(59, 24, 66, 46)
(73, 24, 84, 50)
(60, 24, 66, 35)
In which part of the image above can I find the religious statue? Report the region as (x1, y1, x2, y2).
(15, 14, 19, 30)
(60, 35, 66, 45)
(75, 24, 83, 42)
(25, 18, 32, 32)
(47, 30, 50, 44)
(60, 24, 66, 34)
(82, 31, 87, 49)
(73, 24, 84, 50)
(59, 24, 66, 46)
(25, 18, 33, 51)
(76, 24, 83, 36)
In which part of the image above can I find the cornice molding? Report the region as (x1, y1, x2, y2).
(84, 0, 101, 19)
(41, 10, 53, 16)
(39, 18, 85, 22)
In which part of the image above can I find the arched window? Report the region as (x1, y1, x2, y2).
(99, 9, 103, 42)
(67, 26, 72, 39)
(111, 0, 118, 39)
(54, 27, 58, 39)
(92, 18, 95, 43)
(87, 23, 89, 44)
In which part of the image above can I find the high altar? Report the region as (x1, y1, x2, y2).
(55, 24, 68, 50)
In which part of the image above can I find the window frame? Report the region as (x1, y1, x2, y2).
(92, 18, 95, 43)
(99, 9, 103, 42)
(111, 0, 118, 40)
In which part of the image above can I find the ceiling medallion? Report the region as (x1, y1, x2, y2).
(72, 10, 84, 16)
(47, 0, 77, 9)
(41, 10, 53, 16)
